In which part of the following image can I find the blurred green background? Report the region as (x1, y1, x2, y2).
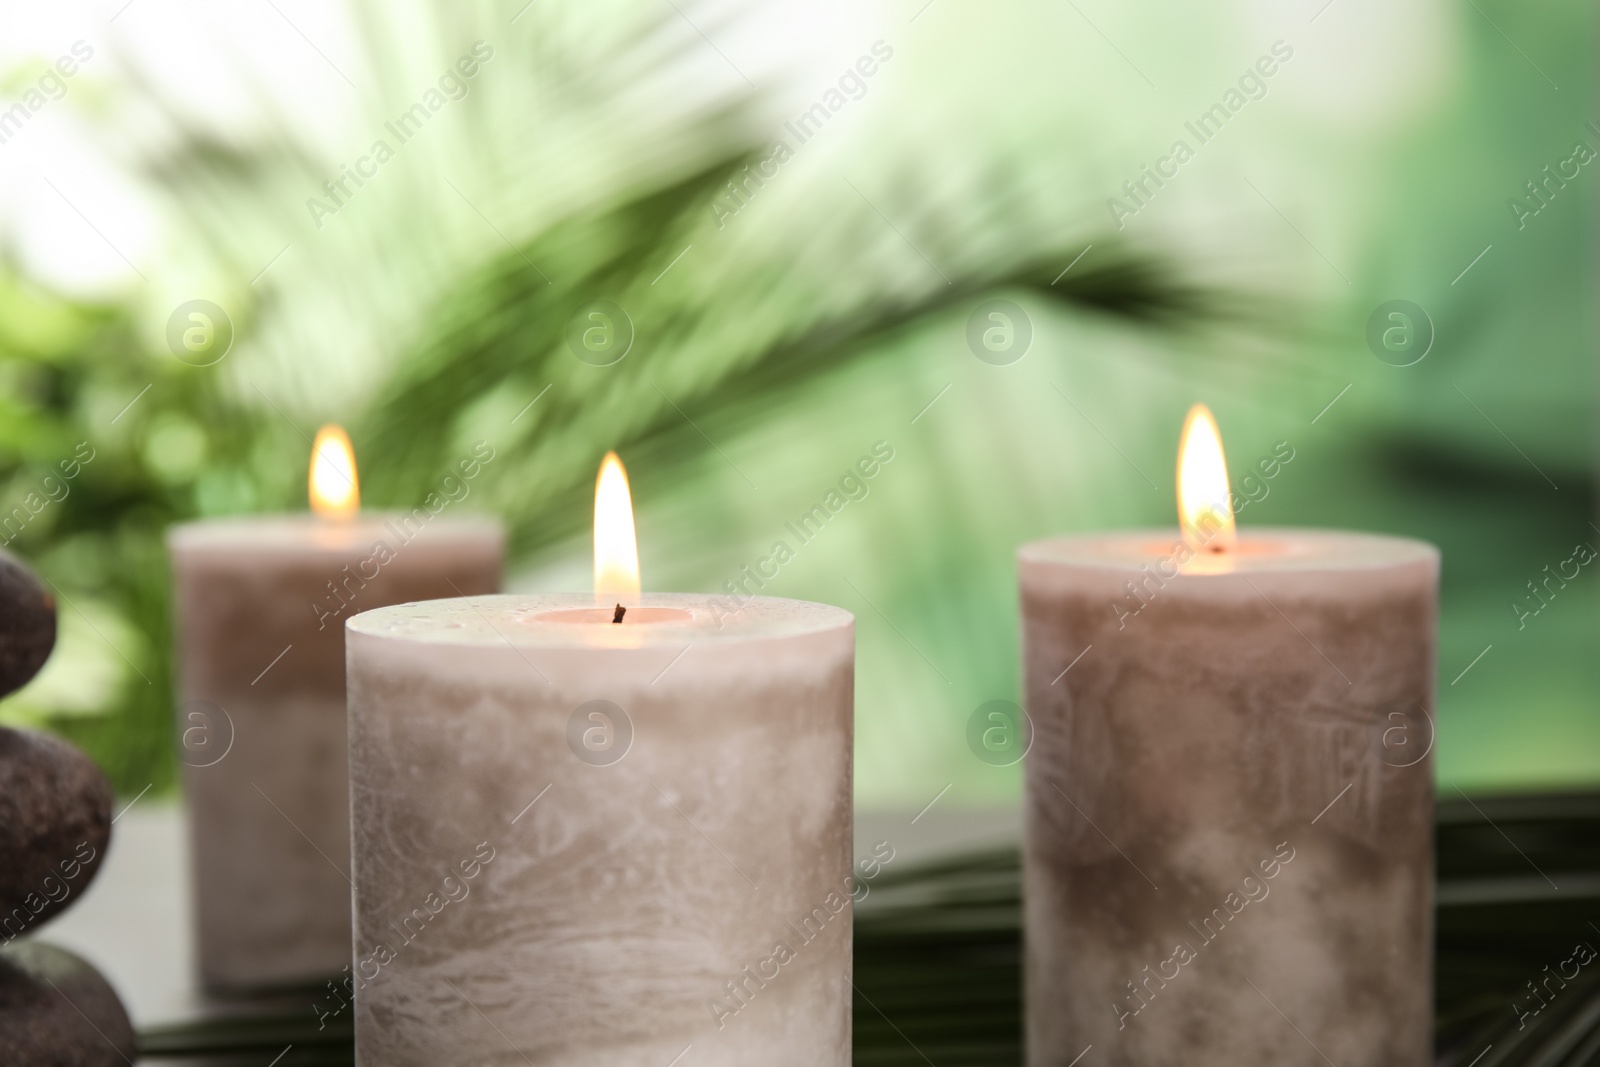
(0, 0, 1592, 807)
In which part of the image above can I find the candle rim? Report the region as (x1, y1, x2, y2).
(346, 592, 854, 649)
(166, 512, 505, 555)
(1019, 527, 1439, 574)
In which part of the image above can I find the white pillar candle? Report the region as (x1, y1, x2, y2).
(1020, 407, 1438, 1067)
(167, 427, 503, 990)
(346, 592, 854, 1066)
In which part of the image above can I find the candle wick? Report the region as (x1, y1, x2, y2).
(612, 603, 626, 624)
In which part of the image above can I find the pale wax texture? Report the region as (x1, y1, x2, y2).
(1019, 529, 1438, 1067)
(168, 514, 502, 990)
(346, 593, 854, 1067)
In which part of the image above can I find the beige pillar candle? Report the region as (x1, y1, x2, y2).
(346, 594, 854, 1066)
(167, 427, 503, 990)
(345, 454, 855, 1066)
(1020, 407, 1438, 1067)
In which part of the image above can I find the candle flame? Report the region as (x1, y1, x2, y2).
(1176, 404, 1235, 553)
(594, 451, 640, 603)
(309, 425, 360, 519)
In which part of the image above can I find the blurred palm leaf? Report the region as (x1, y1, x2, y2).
(355, 143, 1216, 554)
(133, 0, 1224, 534)
(6, 0, 1592, 803)
(0, 0, 1228, 789)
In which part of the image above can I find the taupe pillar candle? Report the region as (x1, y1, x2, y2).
(346, 593, 854, 1066)
(168, 514, 502, 990)
(1020, 528, 1437, 1067)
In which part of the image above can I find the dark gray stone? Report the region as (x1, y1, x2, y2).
(0, 728, 111, 938)
(0, 548, 55, 699)
(0, 942, 135, 1066)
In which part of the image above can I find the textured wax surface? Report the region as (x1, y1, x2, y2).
(347, 602, 854, 1067)
(168, 516, 501, 990)
(1020, 534, 1438, 1067)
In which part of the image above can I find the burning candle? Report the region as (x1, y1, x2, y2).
(1019, 405, 1437, 1067)
(346, 452, 855, 1066)
(167, 427, 503, 990)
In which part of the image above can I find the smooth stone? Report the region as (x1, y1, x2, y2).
(0, 728, 111, 937)
(0, 942, 135, 1066)
(0, 549, 55, 699)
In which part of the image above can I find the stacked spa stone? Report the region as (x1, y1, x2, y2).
(0, 548, 134, 1066)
